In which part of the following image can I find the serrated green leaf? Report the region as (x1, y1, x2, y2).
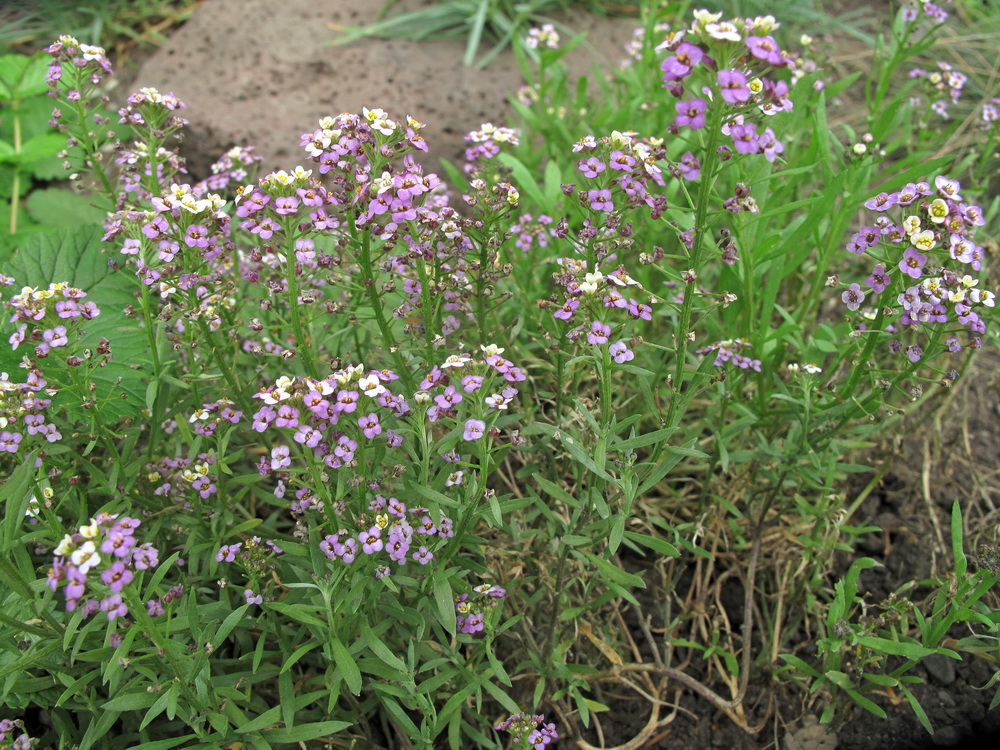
(25, 189, 107, 227)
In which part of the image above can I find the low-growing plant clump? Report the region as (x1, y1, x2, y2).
(1, 1, 998, 748)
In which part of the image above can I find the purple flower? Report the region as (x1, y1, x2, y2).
(729, 122, 759, 154)
(609, 150, 636, 172)
(587, 188, 614, 212)
(100, 594, 128, 621)
(675, 98, 706, 130)
(587, 320, 611, 345)
(270, 445, 291, 469)
(841, 283, 865, 311)
(609, 340, 634, 363)
(759, 127, 784, 162)
(216, 543, 242, 563)
(100, 561, 133, 593)
(627, 299, 652, 320)
(718, 69, 751, 104)
(745, 35, 783, 65)
(360, 526, 383, 555)
(553, 299, 579, 321)
(132, 543, 159, 570)
(412, 546, 433, 565)
(846, 227, 880, 254)
(461, 375, 484, 393)
(359, 412, 381, 439)
(660, 41, 704, 82)
(906, 344, 924, 362)
(463, 419, 486, 441)
(865, 265, 891, 293)
(0, 431, 23, 453)
(244, 589, 263, 605)
(864, 192, 896, 212)
(678, 151, 700, 181)
(43, 326, 69, 348)
(578, 156, 606, 178)
(898, 247, 927, 279)
(274, 196, 299, 215)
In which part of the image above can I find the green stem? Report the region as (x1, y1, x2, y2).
(357, 230, 414, 392)
(664, 103, 723, 429)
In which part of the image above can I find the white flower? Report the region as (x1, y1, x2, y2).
(911, 230, 937, 251)
(706, 21, 741, 42)
(441, 353, 471, 369)
(80, 44, 106, 62)
(358, 373, 386, 397)
(71, 541, 100, 574)
(79, 520, 100, 539)
(374, 171, 395, 194)
(803, 363, 822, 374)
(55, 534, 75, 556)
(480, 344, 505, 357)
(190, 408, 211, 423)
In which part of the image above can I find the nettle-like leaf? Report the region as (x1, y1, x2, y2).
(1, 225, 147, 422)
(0, 53, 51, 102)
(25, 188, 107, 228)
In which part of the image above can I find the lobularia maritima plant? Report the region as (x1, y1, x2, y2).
(0, 2, 997, 747)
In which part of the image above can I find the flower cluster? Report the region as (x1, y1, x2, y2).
(902, 1, 951, 23)
(319, 496, 453, 579)
(525, 24, 560, 50)
(144, 453, 221, 505)
(909, 61, 967, 119)
(44, 35, 113, 91)
(216, 536, 284, 604)
(494, 712, 558, 749)
(571, 130, 668, 219)
(464, 122, 521, 171)
(550, 259, 646, 360)
(5, 282, 101, 358)
(250, 366, 407, 476)
(196, 145, 263, 195)
(47, 513, 160, 619)
(0, 369, 58, 459)
(658, 11, 791, 162)
(0, 718, 34, 750)
(510, 213, 558, 255)
(697, 338, 763, 371)
(455, 582, 506, 635)
(843, 175, 993, 362)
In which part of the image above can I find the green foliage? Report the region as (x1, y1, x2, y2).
(1, 2, 999, 748)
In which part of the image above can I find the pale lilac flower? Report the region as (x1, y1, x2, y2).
(610, 340, 634, 363)
(842, 283, 865, 311)
(463, 419, 486, 441)
(899, 247, 927, 279)
(718, 69, 751, 103)
(675, 98, 706, 129)
(587, 320, 611, 345)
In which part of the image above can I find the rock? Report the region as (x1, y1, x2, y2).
(132, 0, 640, 176)
(784, 714, 838, 750)
(931, 725, 964, 747)
(924, 653, 957, 686)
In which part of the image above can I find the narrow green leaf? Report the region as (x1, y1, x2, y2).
(280, 641, 320, 675)
(951, 501, 967, 578)
(361, 621, 408, 673)
(330, 637, 362, 695)
(261, 721, 353, 742)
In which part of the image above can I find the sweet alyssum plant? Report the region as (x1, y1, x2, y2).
(0, 2, 998, 747)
